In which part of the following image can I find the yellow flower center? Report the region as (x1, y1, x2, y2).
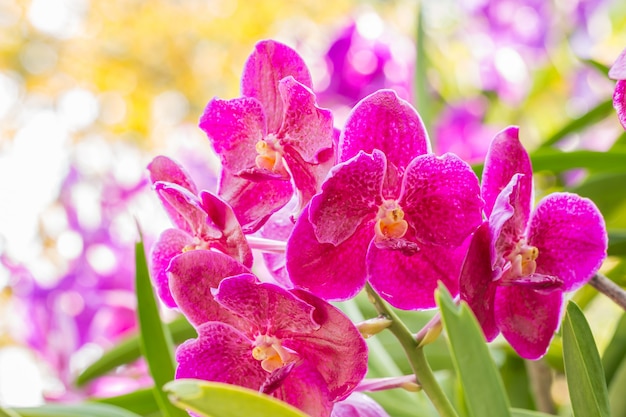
(251, 335, 298, 373)
(374, 199, 408, 240)
(505, 240, 539, 278)
(254, 137, 288, 176)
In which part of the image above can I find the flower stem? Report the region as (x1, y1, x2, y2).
(365, 283, 459, 417)
(588, 272, 626, 311)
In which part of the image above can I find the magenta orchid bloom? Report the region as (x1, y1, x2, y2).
(286, 90, 483, 309)
(609, 47, 626, 130)
(148, 155, 252, 307)
(460, 126, 608, 359)
(168, 250, 368, 417)
(199, 40, 336, 233)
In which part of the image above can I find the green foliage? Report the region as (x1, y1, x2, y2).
(9, 403, 143, 417)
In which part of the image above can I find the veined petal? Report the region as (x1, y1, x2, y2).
(242, 40, 313, 134)
(167, 250, 250, 327)
(528, 193, 607, 292)
(339, 90, 430, 173)
(309, 150, 384, 245)
(367, 239, 466, 310)
(614, 80, 626, 130)
(218, 173, 293, 234)
(489, 174, 527, 268)
(494, 285, 563, 360)
(286, 207, 371, 301)
(200, 191, 253, 267)
(331, 393, 391, 417)
(149, 228, 194, 308)
(277, 76, 335, 163)
(147, 155, 197, 195)
(400, 153, 483, 247)
(481, 126, 533, 219)
(609, 47, 626, 80)
(213, 274, 320, 336)
(175, 321, 266, 390)
(459, 222, 499, 341)
(200, 96, 265, 174)
(287, 289, 368, 401)
(277, 363, 334, 417)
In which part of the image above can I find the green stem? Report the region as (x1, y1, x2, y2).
(365, 283, 459, 417)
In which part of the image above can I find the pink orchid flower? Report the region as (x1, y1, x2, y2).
(609, 47, 626, 130)
(286, 90, 483, 309)
(148, 155, 252, 307)
(459, 126, 608, 359)
(199, 40, 336, 233)
(167, 250, 368, 417)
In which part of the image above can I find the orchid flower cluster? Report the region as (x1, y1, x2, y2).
(147, 40, 613, 417)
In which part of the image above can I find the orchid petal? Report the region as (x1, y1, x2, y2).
(149, 228, 193, 308)
(200, 191, 253, 267)
(286, 207, 371, 301)
(309, 150, 384, 245)
(609, 47, 626, 80)
(489, 174, 527, 268)
(214, 274, 320, 336)
(459, 222, 499, 341)
(242, 40, 313, 134)
(367, 239, 466, 310)
(277, 76, 335, 163)
(278, 364, 334, 417)
(331, 393, 391, 417)
(399, 153, 483, 247)
(200, 96, 265, 175)
(147, 155, 198, 194)
(494, 285, 563, 360)
(339, 90, 429, 173)
(614, 79, 626, 130)
(287, 289, 368, 401)
(175, 322, 266, 390)
(167, 250, 250, 327)
(481, 126, 532, 219)
(528, 193, 607, 292)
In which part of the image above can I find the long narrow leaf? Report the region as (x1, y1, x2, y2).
(510, 409, 557, 417)
(436, 284, 511, 417)
(602, 311, 626, 385)
(75, 315, 196, 387)
(562, 301, 610, 417)
(134, 241, 187, 417)
(11, 403, 142, 417)
(94, 387, 160, 416)
(0, 408, 21, 417)
(164, 379, 308, 417)
(608, 358, 626, 416)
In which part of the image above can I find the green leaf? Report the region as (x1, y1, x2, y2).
(134, 240, 187, 417)
(510, 409, 556, 417)
(94, 387, 160, 416)
(0, 407, 21, 417)
(602, 311, 626, 385)
(608, 230, 626, 257)
(75, 315, 196, 387)
(608, 356, 626, 416)
(562, 301, 610, 417)
(10, 403, 143, 417)
(436, 284, 512, 417)
(164, 379, 309, 417)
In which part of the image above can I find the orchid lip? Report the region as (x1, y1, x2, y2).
(252, 334, 299, 373)
(374, 199, 408, 241)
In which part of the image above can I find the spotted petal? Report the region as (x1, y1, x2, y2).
(150, 228, 194, 308)
(613, 80, 626, 130)
(399, 153, 483, 247)
(339, 90, 430, 175)
(489, 174, 527, 269)
(528, 192, 607, 292)
(241, 40, 313, 134)
(481, 126, 533, 219)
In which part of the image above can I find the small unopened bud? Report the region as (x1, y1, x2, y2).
(417, 321, 442, 348)
(356, 317, 393, 338)
(400, 381, 422, 392)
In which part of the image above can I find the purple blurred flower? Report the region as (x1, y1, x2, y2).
(199, 40, 336, 233)
(286, 90, 483, 309)
(609, 47, 626, 129)
(459, 126, 607, 359)
(167, 250, 368, 417)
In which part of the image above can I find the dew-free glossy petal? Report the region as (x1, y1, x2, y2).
(528, 193, 607, 292)
(459, 222, 499, 341)
(150, 228, 193, 308)
(367, 239, 465, 310)
(241, 40, 313, 134)
(167, 250, 249, 327)
(288, 289, 368, 401)
(400, 153, 483, 247)
(481, 126, 532, 219)
(309, 150, 384, 245)
(287, 208, 371, 301)
(175, 321, 266, 390)
(614, 79, 626, 130)
(494, 285, 563, 360)
(339, 90, 429, 172)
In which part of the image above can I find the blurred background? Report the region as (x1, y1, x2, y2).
(0, 0, 625, 410)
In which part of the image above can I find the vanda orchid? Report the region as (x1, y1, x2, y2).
(460, 127, 608, 359)
(609, 46, 626, 129)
